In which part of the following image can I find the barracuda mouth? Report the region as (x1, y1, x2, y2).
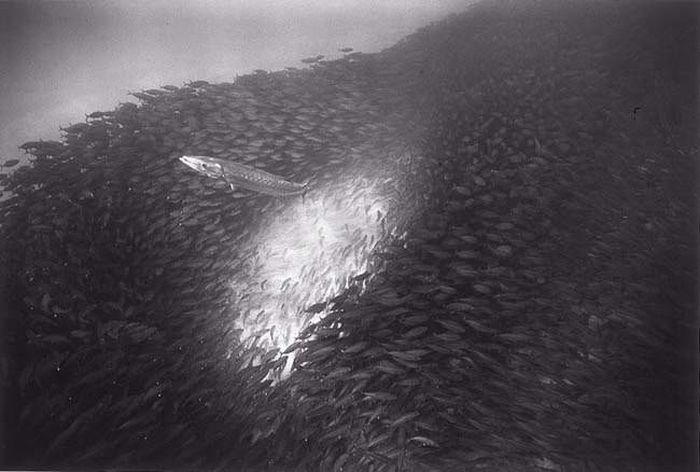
(179, 155, 224, 179)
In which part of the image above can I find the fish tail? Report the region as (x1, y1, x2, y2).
(301, 178, 314, 202)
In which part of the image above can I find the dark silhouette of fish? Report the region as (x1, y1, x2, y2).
(179, 155, 308, 197)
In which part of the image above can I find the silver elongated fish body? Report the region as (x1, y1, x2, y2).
(221, 160, 307, 196)
(179, 155, 307, 196)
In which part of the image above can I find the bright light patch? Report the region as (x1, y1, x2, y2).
(223, 140, 441, 381)
(229, 172, 394, 360)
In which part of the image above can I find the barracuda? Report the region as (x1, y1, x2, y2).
(179, 155, 308, 197)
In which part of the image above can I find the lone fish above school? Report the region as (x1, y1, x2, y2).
(179, 155, 308, 197)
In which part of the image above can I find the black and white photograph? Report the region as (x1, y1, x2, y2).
(0, 0, 698, 471)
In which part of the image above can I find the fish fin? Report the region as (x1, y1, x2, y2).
(534, 137, 542, 155)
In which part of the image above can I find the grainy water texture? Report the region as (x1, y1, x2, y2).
(0, 1, 697, 472)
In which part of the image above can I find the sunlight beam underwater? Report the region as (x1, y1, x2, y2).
(178, 152, 417, 380)
(228, 174, 396, 380)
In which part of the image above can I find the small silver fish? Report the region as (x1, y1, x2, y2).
(179, 155, 308, 197)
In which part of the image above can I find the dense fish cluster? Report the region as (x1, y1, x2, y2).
(1, 1, 697, 471)
(228, 145, 436, 371)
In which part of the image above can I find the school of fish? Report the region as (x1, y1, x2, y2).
(0, 1, 696, 471)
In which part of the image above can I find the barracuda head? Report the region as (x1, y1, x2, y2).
(179, 155, 225, 179)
